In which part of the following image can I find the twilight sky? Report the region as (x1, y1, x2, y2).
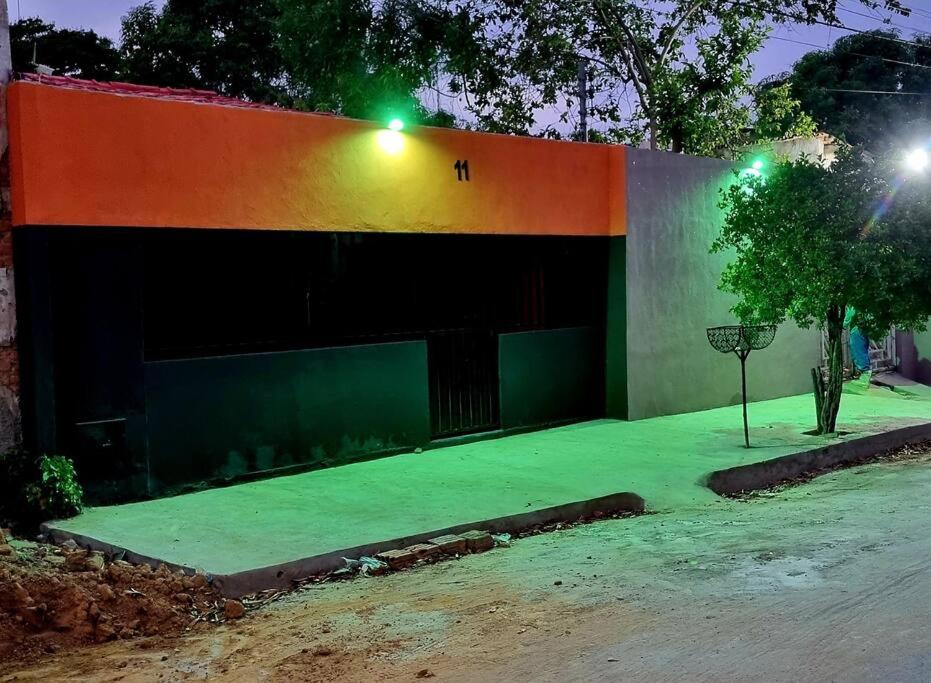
(14, 0, 931, 83)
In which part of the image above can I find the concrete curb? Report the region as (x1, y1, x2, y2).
(707, 421, 931, 496)
(43, 491, 644, 597)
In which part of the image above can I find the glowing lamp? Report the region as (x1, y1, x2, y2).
(387, 118, 405, 132)
(751, 159, 764, 171)
(376, 130, 404, 155)
(905, 148, 929, 173)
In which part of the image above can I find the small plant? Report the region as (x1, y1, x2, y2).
(25, 455, 85, 519)
(0, 450, 84, 529)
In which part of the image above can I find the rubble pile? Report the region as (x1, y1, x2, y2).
(0, 529, 222, 663)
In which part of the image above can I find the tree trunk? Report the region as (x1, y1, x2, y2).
(648, 116, 658, 150)
(814, 306, 845, 434)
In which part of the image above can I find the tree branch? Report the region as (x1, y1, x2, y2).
(658, 0, 707, 71)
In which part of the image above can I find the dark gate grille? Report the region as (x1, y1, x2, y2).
(428, 330, 500, 439)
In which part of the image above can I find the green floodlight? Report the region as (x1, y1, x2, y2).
(751, 159, 764, 171)
(387, 117, 405, 132)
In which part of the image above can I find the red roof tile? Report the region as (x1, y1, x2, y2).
(17, 72, 332, 116)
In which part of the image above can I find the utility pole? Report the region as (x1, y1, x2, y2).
(577, 59, 588, 142)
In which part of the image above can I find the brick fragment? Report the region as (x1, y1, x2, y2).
(375, 548, 418, 570)
(405, 543, 441, 561)
(459, 530, 494, 552)
(428, 534, 467, 555)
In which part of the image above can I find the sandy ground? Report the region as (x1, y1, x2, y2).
(5, 451, 931, 682)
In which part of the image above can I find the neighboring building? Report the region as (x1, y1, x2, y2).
(749, 132, 841, 168)
(7, 74, 822, 502)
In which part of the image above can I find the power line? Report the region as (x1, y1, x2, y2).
(836, 2, 927, 35)
(896, 2, 931, 22)
(821, 86, 931, 95)
(727, 0, 931, 50)
(769, 34, 931, 69)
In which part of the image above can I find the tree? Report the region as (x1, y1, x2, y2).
(120, 0, 289, 104)
(784, 30, 931, 150)
(439, 0, 906, 153)
(714, 149, 931, 433)
(276, 0, 466, 124)
(10, 17, 120, 80)
(752, 82, 816, 141)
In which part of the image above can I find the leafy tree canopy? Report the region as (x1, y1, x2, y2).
(783, 30, 931, 150)
(11, 17, 120, 80)
(275, 0, 468, 124)
(120, 0, 289, 105)
(436, 0, 906, 154)
(714, 149, 931, 430)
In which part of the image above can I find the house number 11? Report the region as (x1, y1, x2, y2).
(454, 159, 471, 182)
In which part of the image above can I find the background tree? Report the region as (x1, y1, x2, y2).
(120, 0, 289, 104)
(276, 0, 466, 124)
(439, 0, 905, 153)
(782, 30, 931, 150)
(752, 81, 816, 141)
(10, 17, 120, 80)
(117, 0, 460, 124)
(714, 150, 931, 433)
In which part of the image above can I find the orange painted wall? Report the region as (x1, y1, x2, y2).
(8, 82, 626, 236)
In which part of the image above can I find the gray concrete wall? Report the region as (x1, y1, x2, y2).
(624, 148, 821, 420)
(896, 329, 931, 384)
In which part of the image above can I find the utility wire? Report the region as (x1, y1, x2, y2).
(727, 0, 931, 50)
(836, 2, 926, 34)
(821, 86, 931, 95)
(769, 34, 931, 69)
(895, 2, 931, 22)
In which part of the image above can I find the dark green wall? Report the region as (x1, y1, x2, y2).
(499, 326, 602, 429)
(144, 341, 430, 491)
(604, 237, 627, 419)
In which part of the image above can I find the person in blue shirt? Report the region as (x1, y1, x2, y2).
(844, 306, 871, 383)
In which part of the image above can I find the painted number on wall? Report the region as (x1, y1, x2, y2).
(454, 159, 471, 182)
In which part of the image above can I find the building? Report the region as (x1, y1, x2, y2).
(6, 74, 823, 502)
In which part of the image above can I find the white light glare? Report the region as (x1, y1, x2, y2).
(905, 147, 929, 173)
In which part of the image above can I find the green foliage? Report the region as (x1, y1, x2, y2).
(715, 149, 931, 338)
(29, 455, 85, 520)
(275, 0, 463, 123)
(116, 0, 460, 124)
(714, 147, 931, 430)
(438, 0, 903, 153)
(0, 451, 84, 529)
(11, 17, 120, 80)
(120, 0, 289, 104)
(785, 30, 931, 149)
(753, 82, 817, 141)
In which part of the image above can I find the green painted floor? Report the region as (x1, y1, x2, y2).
(48, 389, 931, 576)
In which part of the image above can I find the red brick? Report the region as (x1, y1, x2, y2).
(375, 548, 418, 570)
(404, 543, 441, 561)
(427, 534, 467, 555)
(459, 530, 494, 552)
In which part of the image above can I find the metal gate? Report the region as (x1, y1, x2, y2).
(428, 329, 500, 439)
(821, 327, 897, 375)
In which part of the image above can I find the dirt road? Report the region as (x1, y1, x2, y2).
(5, 452, 931, 682)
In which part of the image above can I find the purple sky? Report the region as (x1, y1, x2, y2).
(14, 0, 931, 84)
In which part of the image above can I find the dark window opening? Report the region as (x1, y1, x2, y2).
(139, 230, 607, 360)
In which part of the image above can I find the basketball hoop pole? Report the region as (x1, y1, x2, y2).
(738, 348, 750, 448)
(707, 324, 776, 449)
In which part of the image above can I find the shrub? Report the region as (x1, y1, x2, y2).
(26, 455, 85, 519)
(0, 450, 84, 529)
